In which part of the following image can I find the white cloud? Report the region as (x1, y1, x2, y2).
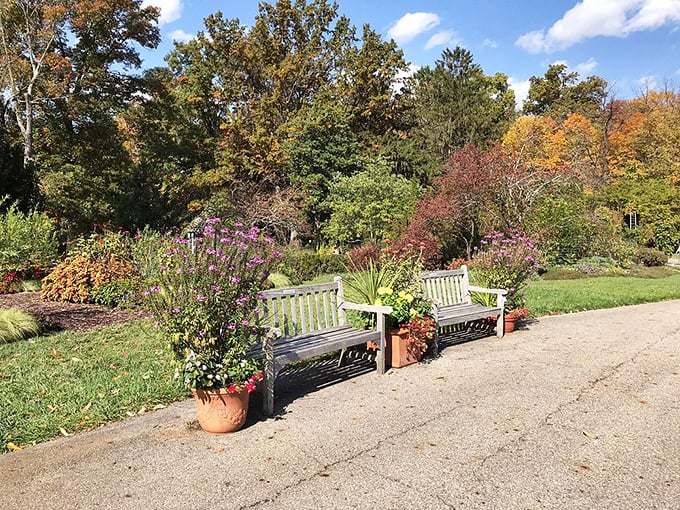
(516, 0, 680, 53)
(638, 74, 658, 90)
(482, 38, 498, 49)
(550, 57, 599, 75)
(424, 29, 460, 50)
(508, 77, 531, 109)
(387, 12, 440, 44)
(574, 57, 598, 75)
(142, 0, 183, 26)
(168, 29, 194, 43)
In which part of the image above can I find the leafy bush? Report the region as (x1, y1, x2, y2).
(41, 231, 138, 305)
(0, 202, 57, 292)
(0, 308, 41, 344)
(391, 225, 441, 270)
(322, 158, 420, 245)
(636, 247, 669, 267)
(278, 248, 345, 284)
(88, 278, 137, 307)
(346, 244, 380, 270)
(470, 232, 542, 311)
(0, 271, 22, 295)
(526, 196, 590, 266)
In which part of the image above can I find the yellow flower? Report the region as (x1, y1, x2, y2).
(377, 287, 393, 296)
(374, 298, 383, 306)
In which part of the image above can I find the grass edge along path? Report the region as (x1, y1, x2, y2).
(525, 274, 680, 316)
(0, 320, 187, 453)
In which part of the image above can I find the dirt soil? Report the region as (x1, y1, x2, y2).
(0, 292, 136, 333)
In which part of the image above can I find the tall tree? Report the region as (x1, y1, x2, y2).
(522, 63, 608, 122)
(0, 0, 160, 231)
(409, 47, 515, 167)
(0, 0, 159, 169)
(156, 0, 410, 241)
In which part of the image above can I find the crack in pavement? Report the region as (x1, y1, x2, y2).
(471, 326, 680, 489)
(241, 322, 680, 509)
(239, 405, 463, 509)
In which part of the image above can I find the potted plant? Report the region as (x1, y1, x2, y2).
(503, 306, 530, 333)
(470, 232, 541, 332)
(143, 218, 281, 433)
(376, 287, 434, 367)
(345, 240, 434, 367)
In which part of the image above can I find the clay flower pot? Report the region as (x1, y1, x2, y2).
(389, 327, 423, 368)
(191, 386, 249, 433)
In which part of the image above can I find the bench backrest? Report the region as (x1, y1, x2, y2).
(419, 265, 471, 306)
(258, 280, 346, 338)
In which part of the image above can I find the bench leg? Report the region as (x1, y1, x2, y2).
(263, 355, 276, 416)
(496, 314, 504, 338)
(433, 324, 440, 354)
(338, 347, 347, 368)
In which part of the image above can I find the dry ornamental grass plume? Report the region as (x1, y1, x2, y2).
(0, 308, 42, 344)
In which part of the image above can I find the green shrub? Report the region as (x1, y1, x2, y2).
(0, 202, 57, 279)
(0, 308, 41, 344)
(131, 226, 170, 282)
(278, 248, 345, 283)
(636, 247, 669, 267)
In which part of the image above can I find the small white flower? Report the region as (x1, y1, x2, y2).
(215, 375, 221, 381)
(240, 360, 247, 368)
(207, 374, 213, 379)
(202, 365, 207, 370)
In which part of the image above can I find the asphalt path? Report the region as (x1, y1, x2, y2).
(1, 300, 679, 510)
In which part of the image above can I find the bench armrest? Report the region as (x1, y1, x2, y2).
(339, 300, 393, 315)
(469, 285, 507, 296)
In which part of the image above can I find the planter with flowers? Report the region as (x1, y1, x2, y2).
(345, 242, 434, 368)
(143, 218, 280, 433)
(503, 306, 530, 333)
(375, 287, 435, 368)
(470, 232, 541, 333)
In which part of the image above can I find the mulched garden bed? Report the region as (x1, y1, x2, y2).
(0, 292, 136, 333)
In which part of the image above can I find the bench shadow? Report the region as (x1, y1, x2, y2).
(247, 354, 376, 420)
(246, 320, 519, 422)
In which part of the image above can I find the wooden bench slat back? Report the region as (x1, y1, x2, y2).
(420, 266, 472, 306)
(258, 282, 345, 338)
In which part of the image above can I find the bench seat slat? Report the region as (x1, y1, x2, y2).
(437, 304, 502, 326)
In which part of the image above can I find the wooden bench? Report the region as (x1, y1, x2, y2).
(254, 277, 392, 416)
(419, 265, 507, 351)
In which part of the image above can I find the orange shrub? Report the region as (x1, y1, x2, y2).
(41, 253, 137, 304)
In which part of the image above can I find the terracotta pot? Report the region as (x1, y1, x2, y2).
(504, 315, 516, 333)
(367, 328, 423, 369)
(389, 327, 422, 368)
(191, 386, 249, 433)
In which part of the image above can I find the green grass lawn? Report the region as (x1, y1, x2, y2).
(525, 273, 680, 316)
(0, 321, 187, 453)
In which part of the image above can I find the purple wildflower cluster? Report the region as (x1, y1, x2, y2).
(471, 232, 542, 311)
(143, 218, 281, 390)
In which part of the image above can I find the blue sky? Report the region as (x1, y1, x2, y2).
(139, 0, 680, 107)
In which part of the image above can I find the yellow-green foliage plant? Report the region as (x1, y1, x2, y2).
(0, 308, 41, 344)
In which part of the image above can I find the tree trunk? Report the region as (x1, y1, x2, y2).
(23, 93, 33, 169)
